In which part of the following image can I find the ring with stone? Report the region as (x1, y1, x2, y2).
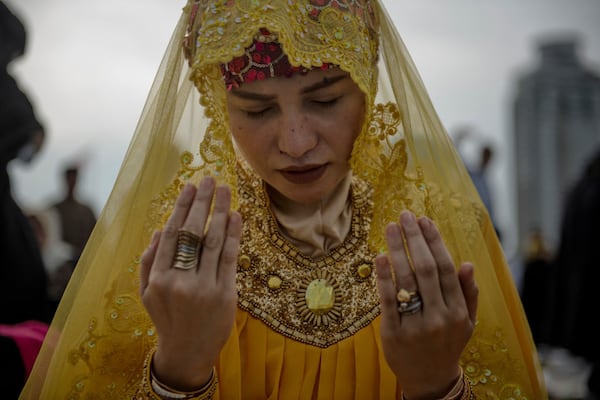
(396, 288, 422, 315)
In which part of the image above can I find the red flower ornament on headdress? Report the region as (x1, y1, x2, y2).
(220, 28, 333, 90)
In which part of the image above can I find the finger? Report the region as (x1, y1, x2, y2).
(218, 211, 242, 292)
(399, 211, 443, 309)
(181, 176, 216, 237)
(385, 221, 418, 296)
(418, 216, 465, 309)
(140, 230, 160, 296)
(374, 254, 402, 331)
(154, 184, 197, 273)
(458, 262, 478, 324)
(198, 185, 232, 281)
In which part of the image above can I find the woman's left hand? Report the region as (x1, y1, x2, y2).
(375, 211, 479, 400)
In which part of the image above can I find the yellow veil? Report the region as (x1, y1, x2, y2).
(21, 0, 546, 398)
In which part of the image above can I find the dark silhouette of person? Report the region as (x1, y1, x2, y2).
(52, 165, 97, 262)
(0, 0, 50, 326)
(519, 230, 553, 345)
(468, 145, 502, 241)
(546, 148, 600, 399)
(453, 128, 502, 241)
(1, 2, 51, 398)
(27, 209, 77, 313)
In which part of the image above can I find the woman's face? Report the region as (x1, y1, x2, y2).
(226, 67, 366, 205)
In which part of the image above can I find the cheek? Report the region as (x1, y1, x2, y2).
(345, 101, 366, 140)
(357, 97, 368, 133)
(229, 122, 266, 168)
(228, 114, 246, 143)
(231, 129, 248, 154)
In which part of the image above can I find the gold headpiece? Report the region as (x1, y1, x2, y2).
(183, 0, 379, 99)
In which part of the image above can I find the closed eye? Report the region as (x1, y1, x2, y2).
(244, 107, 272, 119)
(313, 97, 340, 108)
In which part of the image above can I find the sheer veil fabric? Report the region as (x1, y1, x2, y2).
(21, 1, 546, 398)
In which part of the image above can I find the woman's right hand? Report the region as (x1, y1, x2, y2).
(139, 176, 242, 390)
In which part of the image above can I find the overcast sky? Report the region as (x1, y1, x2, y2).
(5, 0, 600, 260)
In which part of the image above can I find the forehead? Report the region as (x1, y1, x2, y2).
(228, 67, 351, 96)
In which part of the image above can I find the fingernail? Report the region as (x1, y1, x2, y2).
(385, 222, 398, 234)
(400, 211, 415, 227)
(216, 185, 231, 202)
(418, 216, 431, 231)
(181, 183, 195, 200)
(374, 255, 388, 268)
(200, 176, 215, 190)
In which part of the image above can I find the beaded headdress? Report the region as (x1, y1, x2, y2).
(183, 0, 378, 97)
(219, 28, 333, 90)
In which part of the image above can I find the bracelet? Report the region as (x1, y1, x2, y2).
(461, 373, 475, 400)
(402, 368, 475, 400)
(141, 348, 218, 400)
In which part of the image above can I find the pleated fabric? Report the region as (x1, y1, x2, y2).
(216, 312, 396, 400)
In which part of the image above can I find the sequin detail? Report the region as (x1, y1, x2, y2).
(236, 162, 380, 347)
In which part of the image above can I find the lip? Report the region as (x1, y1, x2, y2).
(279, 164, 328, 184)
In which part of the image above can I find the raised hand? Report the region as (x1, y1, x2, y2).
(375, 211, 478, 400)
(139, 176, 242, 390)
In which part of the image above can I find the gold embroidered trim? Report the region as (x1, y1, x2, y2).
(462, 326, 529, 399)
(235, 162, 380, 347)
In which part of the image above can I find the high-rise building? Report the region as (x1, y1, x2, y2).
(513, 37, 600, 254)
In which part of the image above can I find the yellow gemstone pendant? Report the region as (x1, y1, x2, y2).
(305, 279, 335, 314)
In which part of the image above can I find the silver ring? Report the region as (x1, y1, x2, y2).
(172, 229, 202, 270)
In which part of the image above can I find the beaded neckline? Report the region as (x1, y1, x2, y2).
(235, 164, 381, 347)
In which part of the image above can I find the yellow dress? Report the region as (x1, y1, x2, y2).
(208, 164, 543, 399)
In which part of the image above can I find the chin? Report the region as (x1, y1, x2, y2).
(268, 181, 330, 205)
(286, 192, 326, 205)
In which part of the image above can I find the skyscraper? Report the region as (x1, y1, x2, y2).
(513, 36, 600, 254)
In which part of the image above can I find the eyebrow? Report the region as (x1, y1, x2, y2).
(229, 74, 349, 101)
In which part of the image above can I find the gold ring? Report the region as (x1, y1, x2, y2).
(172, 229, 202, 270)
(396, 288, 422, 315)
(396, 288, 417, 303)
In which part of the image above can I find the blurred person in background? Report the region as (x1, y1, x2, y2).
(453, 127, 502, 242)
(468, 145, 498, 236)
(0, 0, 50, 326)
(1, 1, 50, 398)
(51, 165, 97, 263)
(519, 230, 553, 345)
(546, 148, 600, 400)
(26, 208, 76, 314)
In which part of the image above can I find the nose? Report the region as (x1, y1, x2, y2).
(278, 113, 318, 159)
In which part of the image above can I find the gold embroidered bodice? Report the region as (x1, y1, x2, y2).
(235, 163, 380, 348)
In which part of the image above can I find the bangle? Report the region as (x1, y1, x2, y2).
(402, 368, 475, 400)
(142, 348, 218, 400)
